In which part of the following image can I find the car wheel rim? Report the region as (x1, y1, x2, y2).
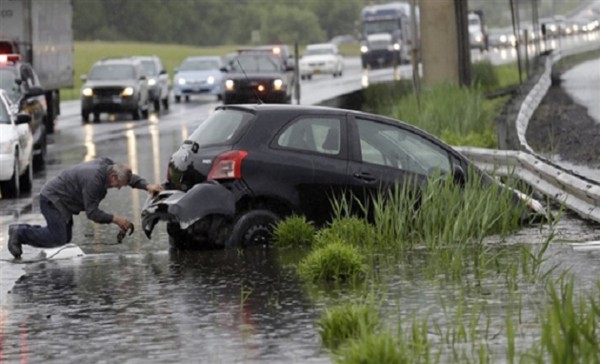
(243, 224, 271, 246)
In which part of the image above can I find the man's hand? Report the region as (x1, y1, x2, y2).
(113, 215, 133, 232)
(146, 183, 164, 197)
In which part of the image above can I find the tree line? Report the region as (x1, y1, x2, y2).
(72, 0, 588, 46)
(73, 0, 364, 46)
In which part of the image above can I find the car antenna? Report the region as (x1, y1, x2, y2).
(236, 57, 264, 104)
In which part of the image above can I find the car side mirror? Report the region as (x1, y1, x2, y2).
(25, 85, 45, 98)
(16, 113, 31, 124)
(220, 66, 228, 73)
(140, 75, 147, 81)
(452, 164, 466, 186)
(80, 74, 87, 82)
(160, 69, 167, 75)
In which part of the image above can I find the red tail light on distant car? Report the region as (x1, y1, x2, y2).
(207, 150, 248, 180)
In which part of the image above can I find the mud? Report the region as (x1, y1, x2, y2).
(526, 77, 600, 169)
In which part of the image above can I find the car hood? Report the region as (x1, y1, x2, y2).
(0, 124, 16, 145)
(175, 70, 222, 81)
(226, 72, 287, 81)
(83, 79, 139, 88)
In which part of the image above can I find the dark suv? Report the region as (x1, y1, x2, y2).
(80, 57, 150, 123)
(141, 104, 543, 250)
(134, 55, 170, 112)
(222, 51, 294, 104)
(0, 54, 47, 169)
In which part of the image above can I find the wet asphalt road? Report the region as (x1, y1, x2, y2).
(1, 37, 600, 362)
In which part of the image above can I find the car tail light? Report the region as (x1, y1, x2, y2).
(207, 150, 248, 180)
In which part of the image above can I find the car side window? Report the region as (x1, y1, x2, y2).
(277, 117, 341, 155)
(355, 117, 451, 176)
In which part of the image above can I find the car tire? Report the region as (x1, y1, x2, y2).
(175, 95, 181, 103)
(0, 157, 20, 198)
(162, 97, 169, 110)
(19, 159, 32, 193)
(132, 106, 141, 120)
(153, 99, 160, 112)
(93, 112, 100, 123)
(167, 216, 231, 250)
(33, 133, 46, 172)
(82, 111, 89, 124)
(226, 209, 280, 248)
(185, 96, 190, 102)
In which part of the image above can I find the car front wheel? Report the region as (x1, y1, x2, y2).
(0, 157, 20, 198)
(227, 209, 280, 248)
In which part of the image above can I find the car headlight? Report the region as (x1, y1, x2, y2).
(393, 42, 401, 50)
(148, 78, 157, 86)
(121, 87, 134, 96)
(207, 76, 215, 85)
(225, 79, 235, 90)
(0, 141, 12, 154)
(360, 45, 368, 53)
(273, 79, 283, 90)
(82, 87, 93, 97)
(177, 78, 186, 85)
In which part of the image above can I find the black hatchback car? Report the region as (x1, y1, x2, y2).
(142, 104, 541, 250)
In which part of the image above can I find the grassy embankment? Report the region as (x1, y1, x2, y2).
(61, 41, 360, 101)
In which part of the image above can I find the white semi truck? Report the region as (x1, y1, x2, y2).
(0, 0, 74, 133)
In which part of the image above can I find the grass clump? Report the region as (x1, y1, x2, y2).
(334, 331, 407, 364)
(273, 215, 316, 248)
(315, 217, 377, 249)
(318, 303, 380, 350)
(471, 60, 500, 93)
(298, 238, 365, 282)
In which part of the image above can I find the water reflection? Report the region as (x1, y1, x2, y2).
(2, 248, 328, 363)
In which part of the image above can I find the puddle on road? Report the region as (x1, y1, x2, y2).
(0, 208, 598, 363)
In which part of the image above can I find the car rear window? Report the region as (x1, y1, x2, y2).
(0, 99, 9, 124)
(188, 109, 254, 147)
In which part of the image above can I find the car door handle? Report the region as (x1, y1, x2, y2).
(353, 172, 377, 183)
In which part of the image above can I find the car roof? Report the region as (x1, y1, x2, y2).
(183, 55, 222, 61)
(306, 43, 336, 49)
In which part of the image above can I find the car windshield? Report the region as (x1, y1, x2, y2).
(0, 68, 20, 102)
(180, 59, 220, 71)
(89, 64, 136, 80)
(230, 55, 280, 73)
(0, 99, 9, 124)
(304, 47, 334, 56)
(140, 60, 158, 76)
(188, 109, 254, 147)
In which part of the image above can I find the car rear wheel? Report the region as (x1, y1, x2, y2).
(153, 99, 160, 112)
(175, 95, 181, 103)
(227, 209, 280, 248)
(82, 111, 89, 124)
(19, 159, 32, 193)
(33, 133, 46, 172)
(0, 157, 20, 198)
(167, 215, 232, 250)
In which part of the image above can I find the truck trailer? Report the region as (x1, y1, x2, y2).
(0, 0, 74, 133)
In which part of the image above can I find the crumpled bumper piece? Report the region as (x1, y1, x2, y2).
(141, 182, 235, 238)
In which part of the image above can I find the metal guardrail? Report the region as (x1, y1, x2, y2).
(457, 41, 600, 223)
(455, 147, 600, 223)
